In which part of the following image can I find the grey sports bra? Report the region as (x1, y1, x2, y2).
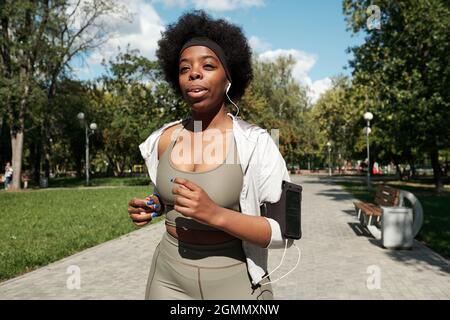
(156, 120, 243, 231)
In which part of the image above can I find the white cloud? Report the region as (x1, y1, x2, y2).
(73, 0, 267, 79)
(73, 0, 332, 103)
(193, 0, 264, 11)
(153, 0, 265, 11)
(248, 36, 272, 53)
(258, 49, 332, 104)
(106, 1, 164, 59)
(76, 0, 165, 78)
(154, 0, 189, 7)
(309, 77, 333, 104)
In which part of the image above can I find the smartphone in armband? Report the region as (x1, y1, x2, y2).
(260, 180, 302, 240)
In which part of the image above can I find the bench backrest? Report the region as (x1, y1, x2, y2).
(374, 185, 401, 207)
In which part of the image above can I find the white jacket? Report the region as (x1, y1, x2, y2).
(139, 112, 293, 285)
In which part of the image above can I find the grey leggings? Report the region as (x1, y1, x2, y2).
(145, 232, 273, 300)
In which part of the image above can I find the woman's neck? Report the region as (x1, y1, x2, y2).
(188, 102, 232, 132)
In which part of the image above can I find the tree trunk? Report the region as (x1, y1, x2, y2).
(76, 157, 83, 179)
(0, 114, 3, 141)
(395, 162, 403, 181)
(10, 77, 29, 190)
(33, 141, 41, 185)
(410, 161, 417, 180)
(429, 148, 444, 193)
(10, 130, 24, 190)
(44, 156, 50, 179)
(115, 161, 122, 177)
(43, 77, 57, 179)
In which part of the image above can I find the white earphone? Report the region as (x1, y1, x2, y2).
(225, 82, 240, 117)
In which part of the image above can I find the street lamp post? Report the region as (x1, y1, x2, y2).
(77, 112, 97, 186)
(326, 141, 332, 177)
(364, 112, 374, 188)
(278, 100, 286, 117)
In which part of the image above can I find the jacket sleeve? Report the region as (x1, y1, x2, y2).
(256, 131, 294, 249)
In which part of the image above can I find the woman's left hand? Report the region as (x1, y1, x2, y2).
(171, 177, 222, 226)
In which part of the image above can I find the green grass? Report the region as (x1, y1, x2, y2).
(0, 184, 162, 282)
(338, 180, 450, 259)
(48, 176, 151, 188)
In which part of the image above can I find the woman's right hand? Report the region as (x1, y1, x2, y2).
(128, 195, 163, 227)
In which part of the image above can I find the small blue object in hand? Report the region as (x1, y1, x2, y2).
(146, 194, 161, 218)
(151, 203, 161, 218)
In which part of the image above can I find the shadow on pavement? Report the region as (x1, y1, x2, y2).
(342, 209, 357, 217)
(382, 242, 450, 276)
(349, 221, 450, 276)
(347, 222, 374, 237)
(316, 189, 355, 202)
(295, 174, 450, 277)
(353, 222, 450, 276)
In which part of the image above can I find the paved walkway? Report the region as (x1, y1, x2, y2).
(1, 176, 449, 299)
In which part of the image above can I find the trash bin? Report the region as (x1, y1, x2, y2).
(381, 206, 413, 249)
(39, 177, 48, 188)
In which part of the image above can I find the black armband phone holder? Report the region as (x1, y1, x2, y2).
(260, 180, 302, 240)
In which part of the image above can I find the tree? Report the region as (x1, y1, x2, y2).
(240, 56, 310, 167)
(40, 0, 126, 180)
(0, 0, 122, 189)
(313, 76, 358, 165)
(343, 0, 450, 192)
(49, 78, 91, 178)
(92, 48, 188, 176)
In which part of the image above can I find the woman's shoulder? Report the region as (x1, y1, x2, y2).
(139, 118, 185, 161)
(157, 122, 184, 160)
(158, 119, 185, 138)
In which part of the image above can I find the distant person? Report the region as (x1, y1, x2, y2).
(373, 161, 380, 175)
(4, 162, 13, 190)
(405, 164, 411, 180)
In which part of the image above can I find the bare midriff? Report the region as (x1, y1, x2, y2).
(165, 224, 238, 245)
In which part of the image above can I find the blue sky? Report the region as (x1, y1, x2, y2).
(74, 0, 365, 103)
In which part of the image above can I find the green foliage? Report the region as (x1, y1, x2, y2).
(90, 48, 188, 175)
(47, 79, 92, 175)
(240, 56, 311, 166)
(0, 0, 125, 188)
(313, 76, 360, 161)
(343, 0, 450, 190)
(48, 176, 151, 188)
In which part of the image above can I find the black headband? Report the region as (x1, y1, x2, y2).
(179, 37, 232, 82)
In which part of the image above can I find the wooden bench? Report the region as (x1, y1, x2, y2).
(353, 185, 401, 227)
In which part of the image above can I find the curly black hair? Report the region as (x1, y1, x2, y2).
(156, 10, 253, 101)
